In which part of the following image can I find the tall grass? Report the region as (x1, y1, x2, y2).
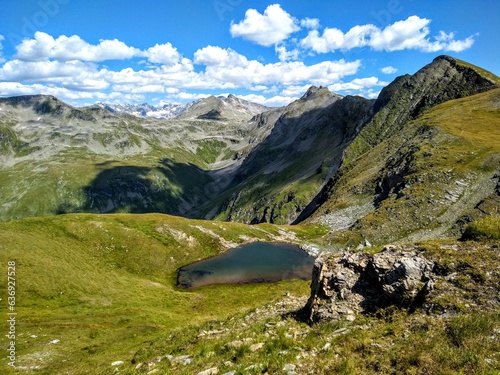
(463, 216, 500, 240)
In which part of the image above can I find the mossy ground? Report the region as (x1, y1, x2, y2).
(463, 216, 500, 240)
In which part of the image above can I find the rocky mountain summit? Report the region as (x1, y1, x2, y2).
(177, 94, 270, 122)
(345, 55, 499, 162)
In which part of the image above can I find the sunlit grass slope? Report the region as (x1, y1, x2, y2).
(0, 213, 326, 374)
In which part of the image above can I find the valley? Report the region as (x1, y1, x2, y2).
(1, 55, 500, 374)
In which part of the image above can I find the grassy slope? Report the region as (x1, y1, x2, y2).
(2, 213, 497, 374)
(0, 213, 327, 374)
(454, 58, 500, 85)
(0, 102, 245, 222)
(129, 223, 500, 374)
(213, 152, 331, 224)
(0, 140, 223, 221)
(310, 88, 500, 246)
(135, 237, 500, 375)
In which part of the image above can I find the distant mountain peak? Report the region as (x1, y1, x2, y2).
(433, 54, 455, 63)
(96, 101, 187, 119)
(303, 85, 320, 96)
(197, 109, 225, 120)
(177, 94, 270, 121)
(301, 85, 341, 101)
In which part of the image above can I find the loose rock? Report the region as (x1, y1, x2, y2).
(197, 368, 218, 375)
(249, 343, 264, 352)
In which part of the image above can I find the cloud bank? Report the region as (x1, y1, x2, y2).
(0, 4, 477, 107)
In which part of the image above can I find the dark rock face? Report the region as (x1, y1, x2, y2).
(305, 246, 435, 324)
(348, 55, 499, 161)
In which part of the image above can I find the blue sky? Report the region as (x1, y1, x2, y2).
(0, 0, 498, 107)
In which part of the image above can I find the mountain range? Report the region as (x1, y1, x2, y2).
(1, 55, 498, 247)
(95, 94, 271, 120)
(1, 55, 500, 374)
(95, 101, 189, 119)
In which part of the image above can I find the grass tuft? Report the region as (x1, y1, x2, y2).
(463, 216, 500, 240)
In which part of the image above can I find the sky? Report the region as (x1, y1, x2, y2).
(0, 0, 498, 107)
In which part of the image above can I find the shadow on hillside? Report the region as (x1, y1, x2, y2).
(233, 95, 373, 185)
(57, 158, 213, 217)
(220, 95, 374, 224)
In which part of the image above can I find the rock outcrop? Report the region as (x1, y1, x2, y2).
(305, 246, 435, 324)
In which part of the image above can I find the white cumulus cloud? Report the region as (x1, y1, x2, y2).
(0, 29, 382, 106)
(198, 55, 361, 88)
(329, 76, 388, 99)
(145, 42, 181, 65)
(193, 45, 248, 67)
(301, 16, 476, 53)
(230, 4, 300, 46)
(275, 44, 300, 62)
(381, 66, 398, 74)
(300, 18, 320, 30)
(0, 81, 141, 103)
(0, 59, 94, 82)
(16, 32, 141, 62)
(433, 31, 476, 52)
(238, 93, 297, 107)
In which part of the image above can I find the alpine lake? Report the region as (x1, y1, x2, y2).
(177, 242, 315, 288)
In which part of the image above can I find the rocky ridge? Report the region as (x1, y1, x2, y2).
(304, 57, 500, 246)
(345, 55, 499, 162)
(177, 94, 270, 122)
